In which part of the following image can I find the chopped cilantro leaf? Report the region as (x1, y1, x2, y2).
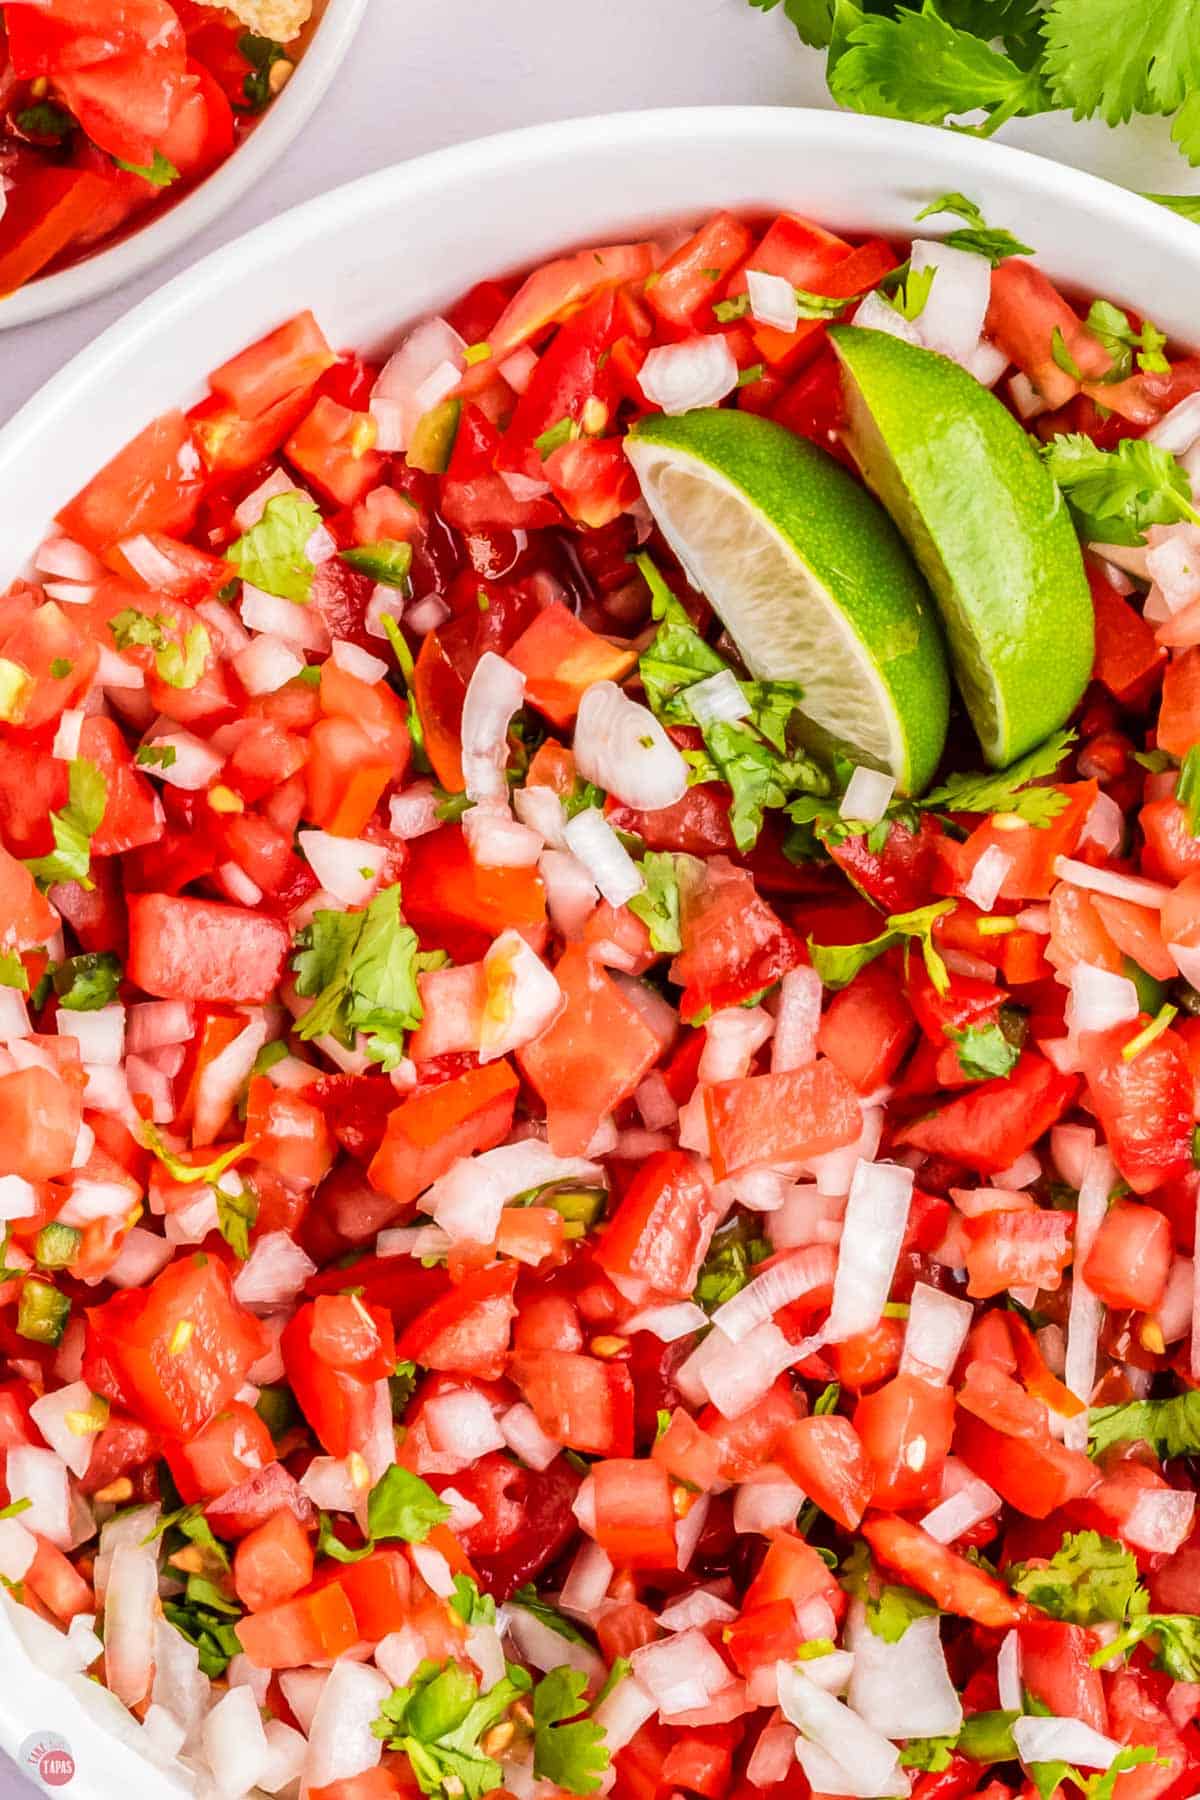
(628, 851, 683, 954)
(293, 885, 441, 1070)
(1041, 434, 1200, 547)
(532, 1666, 611, 1795)
(24, 758, 107, 891)
(367, 1464, 451, 1543)
(228, 493, 322, 602)
(950, 1021, 1021, 1081)
(921, 728, 1075, 824)
(1008, 1531, 1148, 1626)
(52, 952, 121, 1012)
(113, 150, 179, 186)
(1088, 1389, 1200, 1459)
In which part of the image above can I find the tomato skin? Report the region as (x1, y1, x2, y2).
(280, 1298, 387, 1459)
(669, 856, 806, 1018)
(164, 1400, 276, 1502)
(595, 1150, 722, 1302)
(513, 1348, 634, 1456)
(57, 411, 205, 552)
(84, 1254, 267, 1439)
(234, 1582, 359, 1671)
(1089, 564, 1166, 702)
(1080, 1023, 1195, 1196)
(1083, 1199, 1173, 1311)
(0, 1064, 81, 1180)
(777, 1415, 873, 1530)
(403, 825, 546, 963)
(367, 1061, 519, 1211)
(963, 1208, 1075, 1299)
(817, 959, 915, 1093)
(854, 1373, 955, 1509)
(897, 1053, 1080, 1173)
(862, 1513, 1023, 1628)
(704, 1058, 861, 1181)
(395, 1261, 518, 1380)
(1020, 1618, 1109, 1733)
(954, 1409, 1095, 1518)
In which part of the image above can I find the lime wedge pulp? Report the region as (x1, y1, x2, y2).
(829, 325, 1094, 768)
(624, 408, 950, 796)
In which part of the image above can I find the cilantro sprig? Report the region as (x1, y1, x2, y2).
(807, 899, 954, 995)
(748, 0, 1200, 171)
(1087, 1389, 1200, 1459)
(292, 885, 444, 1070)
(1041, 435, 1200, 547)
(24, 759, 107, 891)
(840, 1540, 937, 1642)
(228, 493, 322, 602)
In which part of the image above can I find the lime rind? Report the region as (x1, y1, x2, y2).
(625, 410, 950, 795)
(829, 324, 1094, 768)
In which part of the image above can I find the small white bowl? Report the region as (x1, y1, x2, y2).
(0, 107, 1197, 1794)
(0, 0, 368, 330)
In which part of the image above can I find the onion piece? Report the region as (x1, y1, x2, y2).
(103, 1541, 159, 1707)
(7, 1445, 71, 1547)
(908, 238, 991, 365)
(997, 1629, 1022, 1714)
(298, 830, 381, 907)
(1063, 1146, 1115, 1449)
(657, 1588, 739, 1631)
(462, 802, 543, 869)
(240, 581, 330, 651)
(508, 1604, 606, 1684)
(1122, 1486, 1196, 1555)
(592, 1675, 658, 1752)
(734, 1469, 806, 1536)
(1012, 1717, 1122, 1771)
(853, 288, 923, 346)
(699, 1005, 774, 1085)
(622, 1301, 707, 1342)
(1054, 856, 1169, 909)
(479, 928, 564, 1061)
(233, 633, 306, 695)
(777, 1663, 903, 1799)
(1067, 962, 1140, 1036)
(426, 1140, 601, 1246)
(711, 1244, 836, 1345)
(563, 807, 644, 906)
(920, 1473, 1002, 1545)
(964, 846, 1013, 913)
(772, 966, 822, 1072)
(746, 269, 800, 332)
(203, 1682, 271, 1796)
(234, 1230, 317, 1310)
(840, 765, 895, 827)
(687, 668, 752, 726)
(389, 782, 440, 840)
(823, 1160, 914, 1343)
(632, 1628, 733, 1716)
(900, 1281, 973, 1385)
(461, 652, 525, 803)
(847, 1603, 962, 1739)
(302, 1658, 391, 1782)
(193, 1014, 269, 1147)
(574, 681, 688, 811)
(639, 335, 739, 414)
(371, 317, 467, 452)
(29, 1381, 103, 1480)
(424, 1389, 506, 1461)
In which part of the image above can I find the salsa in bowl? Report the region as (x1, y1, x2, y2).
(0, 0, 365, 326)
(0, 110, 1200, 1800)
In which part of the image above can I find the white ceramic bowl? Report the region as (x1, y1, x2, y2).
(0, 105, 1196, 1793)
(0, 0, 368, 330)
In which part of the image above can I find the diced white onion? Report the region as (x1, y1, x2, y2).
(574, 681, 688, 811)
(777, 1663, 903, 1799)
(1068, 962, 1141, 1037)
(461, 652, 525, 804)
(563, 806, 644, 905)
(712, 1244, 836, 1345)
(746, 269, 800, 332)
(149, 730, 225, 791)
(371, 317, 467, 453)
(1012, 1717, 1122, 1771)
(771, 966, 822, 1073)
(103, 1541, 159, 1706)
(631, 1629, 733, 1716)
(29, 1381, 102, 1480)
(622, 1301, 708, 1342)
(823, 1159, 914, 1343)
(233, 633, 305, 695)
(1122, 1486, 1196, 1555)
(7, 1445, 71, 1547)
(591, 1675, 657, 1752)
(240, 582, 330, 652)
(462, 802, 543, 868)
(1054, 857, 1169, 909)
(427, 1141, 600, 1247)
(508, 1605, 606, 1685)
(52, 708, 84, 761)
(920, 1473, 1002, 1544)
(234, 1230, 317, 1310)
(203, 1682, 271, 1797)
(964, 846, 1013, 913)
(847, 1604, 963, 1740)
(479, 928, 564, 1061)
(1148, 393, 1200, 457)
(840, 765, 895, 827)
(908, 239, 990, 365)
(57, 1003, 124, 1068)
(699, 1005, 774, 1085)
(559, 1541, 614, 1618)
(193, 1015, 269, 1147)
(854, 288, 923, 346)
(1063, 1146, 1115, 1449)
(298, 830, 381, 907)
(901, 1281, 973, 1385)
(734, 1470, 806, 1535)
(500, 1402, 562, 1472)
(638, 335, 739, 415)
(0, 1175, 38, 1221)
(686, 668, 751, 726)
(389, 782, 441, 840)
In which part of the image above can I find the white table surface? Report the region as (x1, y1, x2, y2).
(2, 0, 1200, 1791)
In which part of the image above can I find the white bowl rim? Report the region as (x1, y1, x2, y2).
(1, 101, 1196, 440)
(0, 0, 369, 330)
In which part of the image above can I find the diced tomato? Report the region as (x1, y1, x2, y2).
(670, 856, 806, 1019)
(513, 1347, 634, 1455)
(854, 1372, 955, 1509)
(127, 892, 289, 1003)
(395, 1261, 519, 1380)
(590, 1457, 678, 1568)
(1080, 1022, 1194, 1195)
(897, 1053, 1080, 1173)
(704, 1059, 861, 1181)
(861, 1514, 1023, 1628)
(954, 1409, 1095, 1518)
(1020, 1619, 1109, 1734)
(1084, 1198, 1173, 1311)
(234, 1582, 359, 1670)
(403, 825, 546, 963)
(368, 1061, 519, 1210)
(233, 1508, 314, 1614)
(57, 411, 205, 552)
(776, 1414, 873, 1529)
(164, 1399, 276, 1502)
(518, 946, 662, 1155)
(208, 312, 337, 418)
(85, 1254, 267, 1438)
(817, 959, 915, 1092)
(595, 1150, 722, 1301)
(507, 601, 636, 726)
(963, 1207, 1075, 1299)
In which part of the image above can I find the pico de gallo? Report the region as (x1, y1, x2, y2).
(4, 196, 1200, 1800)
(0, 0, 316, 298)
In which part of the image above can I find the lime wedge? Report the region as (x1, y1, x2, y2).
(624, 409, 950, 795)
(829, 325, 1093, 768)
